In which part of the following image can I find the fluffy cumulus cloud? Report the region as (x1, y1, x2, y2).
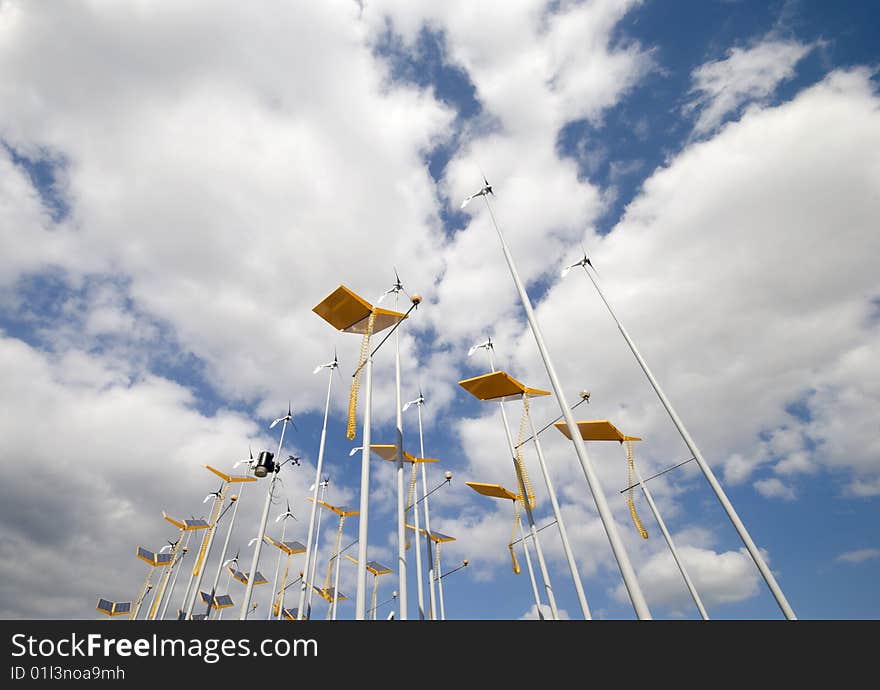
(0, 1, 878, 619)
(835, 548, 880, 565)
(685, 33, 816, 135)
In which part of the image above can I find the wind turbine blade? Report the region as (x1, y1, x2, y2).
(308, 483, 315, 492)
(312, 365, 322, 374)
(269, 418, 281, 429)
(561, 265, 573, 278)
(203, 495, 213, 504)
(349, 447, 361, 456)
(460, 194, 473, 209)
(402, 401, 412, 412)
(467, 344, 478, 357)
(248, 538, 258, 547)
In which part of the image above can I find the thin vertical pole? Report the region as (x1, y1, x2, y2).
(481, 193, 650, 619)
(485, 347, 559, 620)
(331, 520, 345, 621)
(159, 532, 189, 619)
(185, 486, 226, 619)
(355, 356, 373, 620)
(298, 368, 334, 619)
(526, 399, 592, 619)
(411, 461, 425, 620)
(305, 482, 328, 619)
(435, 541, 446, 620)
(394, 293, 407, 620)
(240, 415, 289, 619)
(206, 482, 246, 619)
(580, 266, 795, 619)
(634, 462, 709, 619)
(268, 519, 288, 620)
(148, 530, 184, 620)
(518, 515, 544, 619)
(417, 403, 438, 620)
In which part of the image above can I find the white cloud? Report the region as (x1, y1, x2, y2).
(518, 602, 571, 620)
(613, 546, 762, 613)
(835, 548, 880, 565)
(753, 477, 796, 501)
(686, 34, 816, 135)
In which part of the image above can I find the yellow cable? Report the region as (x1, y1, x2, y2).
(193, 488, 225, 577)
(347, 310, 376, 440)
(514, 395, 536, 509)
(323, 516, 346, 592)
(507, 500, 522, 574)
(626, 440, 649, 539)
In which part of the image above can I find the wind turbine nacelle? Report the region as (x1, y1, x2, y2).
(254, 451, 276, 478)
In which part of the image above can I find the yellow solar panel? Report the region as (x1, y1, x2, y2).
(369, 444, 398, 461)
(465, 481, 519, 501)
(204, 465, 257, 484)
(344, 555, 393, 576)
(458, 370, 551, 402)
(402, 450, 440, 464)
(312, 285, 407, 334)
(553, 420, 642, 442)
(312, 498, 360, 517)
(262, 535, 307, 555)
(405, 524, 456, 543)
(162, 511, 211, 531)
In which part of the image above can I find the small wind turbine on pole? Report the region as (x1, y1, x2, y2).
(132, 546, 173, 619)
(461, 176, 650, 619)
(312, 284, 412, 619)
(459, 352, 560, 620)
(198, 463, 256, 620)
(555, 419, 709, 620)
(559, 246, 795, 619)
(303, 476, 330, 620)
(262, 531, 306, 620)
(376, 268, 411, 621)
(468, 339, 592, 619)
(239, 404, 297, 620)
(298, 353, 339, 621)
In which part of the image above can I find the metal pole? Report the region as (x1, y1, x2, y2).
(435, 541, 446, 620)
(410, 461, 425, 620)
(525, 397, 592, 619)
(417, 403, 438, 620)
(518, 515, 544, 619)
(394, 293, 407, 620)
(239, 472, 278, 619)
(216, 567, 234, 620)
(486, 347, 559, 620)
(206, 483, 246, 619)
(371, 575, 379, 621)
(580, 265, 795, 619)
(298, 367, 334, 620)
(331, 522, 345, 621)
(148, 532, 183, 620)
(185, 487, 226, 619)
(159, 533, 189, 619)
(305, 481, 328, 619)
(481, 193, 650, 619)
(240, 414, 289, 620)
(276, 553, 292, 620)
(355, 356, 373, 620)
(634, 462, 709, 619)
(268, 518, 288, 620)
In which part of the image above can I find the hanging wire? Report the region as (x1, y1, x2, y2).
(625, 439, 649, 539)
(347, 310, 376, 440)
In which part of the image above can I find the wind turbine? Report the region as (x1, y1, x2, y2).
(239, 403, 297, 620)
(199, 464, 256, 621)
(460, 341, 560, 620)
(268, 499, 298, 620)
(559, 246, 796, 619)
(375, 268, 412, 621)
(312, 283, 410, 619)
(303, 476, 330, 620)
(298, 353, 339, 621)
(461, 176, 650, 619)
(402, 389, 444, 620)
(460, 176, 494, 209)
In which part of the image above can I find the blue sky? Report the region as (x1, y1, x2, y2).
(0, 0, 878, 621)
